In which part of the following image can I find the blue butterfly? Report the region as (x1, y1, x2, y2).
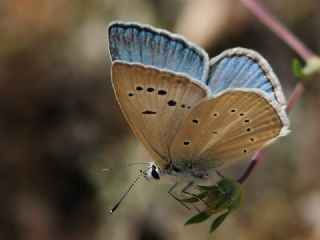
(108, 21, 290, 213)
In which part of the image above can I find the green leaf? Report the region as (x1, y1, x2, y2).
(210, 211, 230, 232)
(197, 185, 219, 192)
(184, 178, 244, 231)
(292, 58, 304, 78)
(217, 178, 240, 194)
(228, 188, 243, 212)
(213, 193, 232, 211)
(181, 191, 208, 203)
(292, 57, 320, 79)
(185, 212, 210, 225)
(212, 178, 243, 211)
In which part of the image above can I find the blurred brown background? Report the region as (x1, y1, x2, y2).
(1, 0, 320, 239)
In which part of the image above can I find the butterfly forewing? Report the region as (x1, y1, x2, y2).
(170, 90, 289, 168)
(112, 62, 208, 166)
(108, 22, 209, 82)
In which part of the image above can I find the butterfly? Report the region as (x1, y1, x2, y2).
(108, 21, 290, 212)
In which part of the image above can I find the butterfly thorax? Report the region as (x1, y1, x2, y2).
(162, 162, 209, 182)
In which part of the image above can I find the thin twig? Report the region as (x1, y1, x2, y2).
(237, 149, 266, 184)
(285, 83, 305, 113)
(239, 0, 315, 61)
(237, 0, 317, 184)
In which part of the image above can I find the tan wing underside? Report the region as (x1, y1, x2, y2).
(170, 91, 285, 168)
(112, 62, 208, 167)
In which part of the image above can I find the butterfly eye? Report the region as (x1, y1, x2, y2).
(151, 169, 160, 180)
(150, 164, 160, 180)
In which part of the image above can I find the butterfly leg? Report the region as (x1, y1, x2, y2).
(215, 170, 225, 179)
(168, 182, 192, 210)
(213, 171, 227, 195)
(181, 182, 211, 209)
(181, 182, 196, 196)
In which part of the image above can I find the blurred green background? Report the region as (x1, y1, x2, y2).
(1, 0, 320, 239)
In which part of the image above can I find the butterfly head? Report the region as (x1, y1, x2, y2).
(143, 162, 162, 181)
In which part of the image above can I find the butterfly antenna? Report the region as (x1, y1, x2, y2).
(110, 169, 146, 214)
(102, 162, 151, 172)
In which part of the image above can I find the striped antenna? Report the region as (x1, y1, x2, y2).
(102, 162, 151, 172)
(109, 169, 147, 214)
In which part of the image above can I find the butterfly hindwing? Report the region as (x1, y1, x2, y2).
(108, 21, 209, 82)
(112, 62, 209, 167)
(207, 48, 286, 105)
(170, 90, 289, 168)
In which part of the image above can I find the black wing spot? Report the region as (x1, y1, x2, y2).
(243, 149, 247, 153)
(187, 106, 191, 109)
(192, 119, 199, 124)
(246, 128, 252, 132)
(213, 112, 219, 117)
(183, 141, 190, 145)
(128, 93, 134, 97)
(158, 90, 167, 95)
(230, 108, 237, 113)
(167, 100, 176, 106)
(181, 104, 185, 108)
(244, 119, 251, 123)
(211, 131, 218, 134)
(136, 86, 143, 91)
(250, 137, 255, 142)
(147, 87, 155, 92)
(239, 113, 245, 116)
(142, 110, 157, 114)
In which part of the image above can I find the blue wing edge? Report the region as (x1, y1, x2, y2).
(209, 47, 287, 106)
(107, 21, 210, 82)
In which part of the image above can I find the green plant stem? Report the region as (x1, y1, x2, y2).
(238, 0, 318, 184)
